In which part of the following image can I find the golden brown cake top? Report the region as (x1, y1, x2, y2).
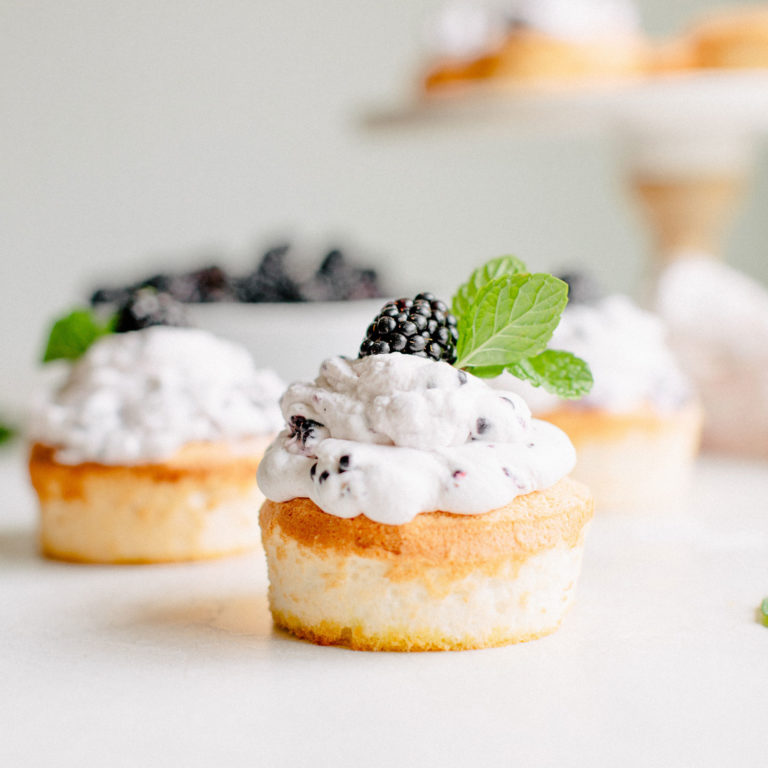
(260, 475, 592, 567)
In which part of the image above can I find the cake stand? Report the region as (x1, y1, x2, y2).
(364, 70, 768, 277)
(364, 71, 768, 458)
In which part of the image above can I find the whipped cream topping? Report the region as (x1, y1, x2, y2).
(426, 1, 506, 59)
(509, 0, 640, 41)
(31, 327, 285, 465)
(426, 0, 640, 58)
(656, 256, 768, 454)
(657, 256, 768, 363)
(257, 354, 575, 525)
(499, 295, 692, 414)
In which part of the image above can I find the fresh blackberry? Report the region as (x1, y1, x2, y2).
(350, 268, 382, 300)
(289, 414, 322, 444)
(359, 292, 458, 363)
(178, 265, 236, 303)
(113, 288, 190, 333)
(90, 286, 132, 306)
(237, 245, 302, 302)
(140, 273, 176, 294)
(91, 274, 180, 307)
(301, 249, 383, 301)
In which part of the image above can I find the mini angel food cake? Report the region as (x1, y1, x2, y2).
(688, 6, 768, 69)
(29, 324, 284, 563)
(423, 0, 649, 92)
(258, 261, 595, 651)
(490, 0, 649, 84)
(502, 288, 701, 514)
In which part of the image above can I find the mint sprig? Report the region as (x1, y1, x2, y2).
(450, 257, 592, 400)
(0, 421, 16, 446)
(455, 273, 567, 367)
(452, 255, 526, 320)
(506, 350, 593, 399)
(43, 309, 116, 363)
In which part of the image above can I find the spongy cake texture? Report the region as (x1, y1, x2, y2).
(29, 440, 268, 563)
(260, 476, 593, 651)
(539, 403, 701, 514)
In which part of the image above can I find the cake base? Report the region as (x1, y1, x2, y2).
(489, 32, 648, 84)
(540, 403, 702, 514)
(29, 440, 269, 563)
(260, 477, 593, 651)
(423, 32, 647, 94)
(691, 8, 768, 69)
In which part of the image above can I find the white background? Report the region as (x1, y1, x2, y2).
(3, 449, 768, 767)
(3, 0, 768, 409)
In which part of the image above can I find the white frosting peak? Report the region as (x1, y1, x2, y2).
(510, 0, 640, 41)
(283, 354, 532, 449)
(31, 327, 285, 464)
(657, 256, 768, 360)
(426, 0, 640, 58)
(427, 1, 506, 58)
(258, 353, 575, 524)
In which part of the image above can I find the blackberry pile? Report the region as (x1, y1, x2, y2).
(359, 293, 458, 363)
(113, 288, 190, 333)
(300, 249, 381, 302)
(236, 245, 302, 303)
(90, 245, 384, 306)
(91, 266, 237, 307)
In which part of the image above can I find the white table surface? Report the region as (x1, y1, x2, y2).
(2, 445, 767, 768)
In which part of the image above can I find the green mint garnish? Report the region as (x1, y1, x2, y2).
(455, 273, 567, 368)
(506, 350, 593, 399)
(761, 598, 768, 627)
(452, 255, 526, 321)
(43, 309, 116, 363)
(450, 257, 592, 400)
(0, 421, 16, 446)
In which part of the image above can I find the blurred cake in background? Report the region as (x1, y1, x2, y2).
(657, 255, 768, 459)
(651, 4, 768, 74)
(423, 0, 649, 93)
(88, 242, 389, 384)
(421, 0, 508, 91)
(501, 275, 701, 513)
(688, 5, 768, 69)
(28, 300, 284, 563)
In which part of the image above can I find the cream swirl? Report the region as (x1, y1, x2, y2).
(31, 326, 285, 465)
(257, 354, 575, 524)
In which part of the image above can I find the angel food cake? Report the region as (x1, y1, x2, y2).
(29, 325, 284, 563)
(258, 260, 595, 651)
(503, 291, 701, 513)
(688, 6, 768, 70)
(657, 256, 768, 458)
(424, 0, 649, 92)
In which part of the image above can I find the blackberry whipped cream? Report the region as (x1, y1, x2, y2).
(257, 353, 576, 525)
(31, 327, 285, 465)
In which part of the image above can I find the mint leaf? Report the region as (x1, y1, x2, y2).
(0, 422, 15, 445)
(452, 255, 527, 321)
(505, 349, 593, 399)
(465, 365, 506, 379)
(43, 309, 115, 363)
(454, 274, 568, 369)
(761, 598, 768, 627)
